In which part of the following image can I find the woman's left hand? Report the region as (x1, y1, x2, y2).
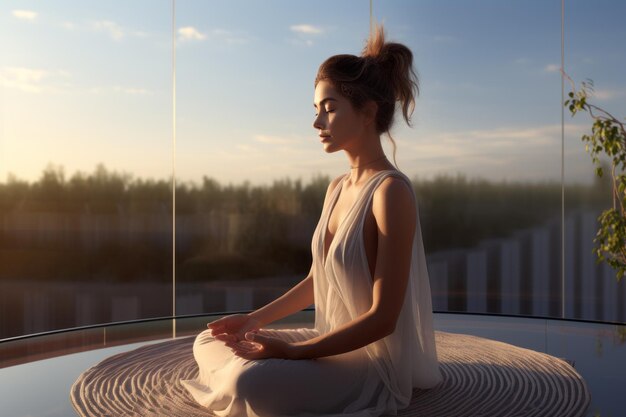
(224, 331, 299, 360)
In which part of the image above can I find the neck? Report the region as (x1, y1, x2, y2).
(344, 138, 393, 183)
(344, 130, 393, 183)
(350, 155, 387, 169)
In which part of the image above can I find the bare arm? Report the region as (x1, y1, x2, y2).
(292, 177, 416, 359)
(227, 177, 415, 360)
(248, 273, 314, 327)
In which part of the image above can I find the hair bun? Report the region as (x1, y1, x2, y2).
(314, 22, 419, 167)
(361, 22, 419, 119)
(361, 23, 385, 61)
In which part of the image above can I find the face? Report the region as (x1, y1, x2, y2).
(313, 80, 368, 153)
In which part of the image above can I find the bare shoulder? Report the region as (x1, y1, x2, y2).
(372, 175, 416, 225)
(373, 175, 415, 206)
(319, 174, 346, 210)
(324, 174, 346, 198)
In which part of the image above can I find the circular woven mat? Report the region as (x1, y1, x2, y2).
(71, 331, 590, 417)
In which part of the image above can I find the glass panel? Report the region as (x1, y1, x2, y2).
(375, 1, 563, 317)
(3, 0, 624, 340)
(563, 0, 626, 322)
(175, 1, 372, 318)
(0, 1, 173, 338)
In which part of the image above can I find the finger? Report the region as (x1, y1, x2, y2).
(231, 346, 260, 356)
(237, 341, 260, 351)
(211, 332, 230, 340)
(233, 348, 263, 360)
(209, 327, 236, 339)
(225, 340, 250, 349)
(245, 332, 267, 344)
(232, 344, 257, 354)
(236, 340, 260, 349)
(208, 324, 223, 332)
(231, 340, 262, 353)
(215, 334, 237, 343)
(209, 318, 230, 329)
(210, 324, 229, 332)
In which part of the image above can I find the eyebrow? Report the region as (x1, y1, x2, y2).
(313, 97, 337, 108)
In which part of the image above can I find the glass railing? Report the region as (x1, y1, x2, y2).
(1, 0, 625, 341)
(1, 312, 624, 417)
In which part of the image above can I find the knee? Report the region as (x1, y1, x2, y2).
(194, 329, 214, 346)
(234, 364, 269, 403)
(235, 366, 258, 397)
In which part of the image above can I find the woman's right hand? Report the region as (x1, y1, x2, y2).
(207, 313, 262, 343)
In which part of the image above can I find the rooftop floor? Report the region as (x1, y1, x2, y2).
(1, 311, 624, 416)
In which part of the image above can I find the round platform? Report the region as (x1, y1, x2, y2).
(71, 331, 590, 416)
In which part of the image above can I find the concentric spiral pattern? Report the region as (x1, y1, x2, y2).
(71, 331, 590, 417)
(398, 332, 590, 417)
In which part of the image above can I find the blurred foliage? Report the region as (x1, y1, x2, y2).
(566, 78, 626, 282)
(0, 163, 611, 283)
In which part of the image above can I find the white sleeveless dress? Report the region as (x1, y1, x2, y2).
(181, 170, 442, 416)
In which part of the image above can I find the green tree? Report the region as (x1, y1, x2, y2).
(565, 79, 626, 282)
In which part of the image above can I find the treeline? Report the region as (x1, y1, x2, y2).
(0, 163, 329, 216)
(0, 163, 612, 282)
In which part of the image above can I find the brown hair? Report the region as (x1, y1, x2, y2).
(314, 22, 419, 165)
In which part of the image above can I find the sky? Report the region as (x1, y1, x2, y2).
(1, 0, 625, 187)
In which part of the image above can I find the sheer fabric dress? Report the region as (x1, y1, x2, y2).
(181, 170, 442, 416)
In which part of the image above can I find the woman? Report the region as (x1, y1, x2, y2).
(181, 23, 442, 416)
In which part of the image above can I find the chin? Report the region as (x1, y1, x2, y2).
(322, 143, 341, 154)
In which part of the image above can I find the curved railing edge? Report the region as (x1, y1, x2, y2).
(1, 308, 624, 344)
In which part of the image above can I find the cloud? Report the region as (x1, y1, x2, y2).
(113, 86, 152, 95)
(178, 27, 252, 45)
(591, 89, 626, 101)
(290, 24, 324, 35)
(253, 135, 297, 145)
(236, 144, 258, 152)
(209, 28, 251, 45)
(463, 126, 559, 144)
(0, 67, 151, 96)
(0, 66, 70, 93)
(178, 26, 206, 41)
(412, 124, 588, 159)
(482, 124, 582, 142)
(86, 85, 152, 96)
(61, 21, 76, 30)
(544, 64, 560, 73)
(131, 30, 150, 38)
(90, 20, 125, 41)
(61, 19, 150, 40)
(404, 123, 592, 183)
(288, 24, 324, 47)
(12, 10, 37, 21)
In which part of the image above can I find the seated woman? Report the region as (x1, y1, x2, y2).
(181, 22, 443, 417)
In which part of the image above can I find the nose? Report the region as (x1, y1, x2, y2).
(312, 113, 324, 131)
